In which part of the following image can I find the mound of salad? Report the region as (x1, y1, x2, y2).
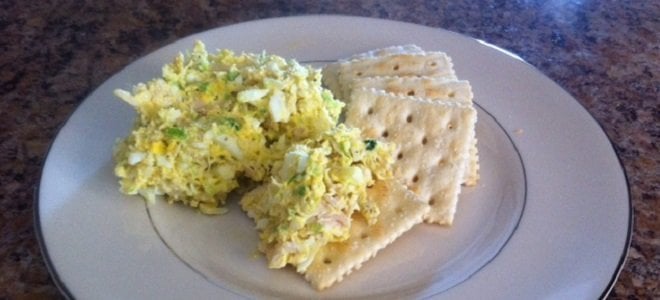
(113, 41, 395, 271)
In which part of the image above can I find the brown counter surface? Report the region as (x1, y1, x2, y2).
(1, 1, 657, 298)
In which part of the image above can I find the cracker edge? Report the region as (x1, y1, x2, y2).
(303, 180, 429, 290)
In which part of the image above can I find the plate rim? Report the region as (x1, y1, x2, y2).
(33, 14, 632, 299)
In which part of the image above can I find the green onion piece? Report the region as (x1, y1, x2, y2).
(295, 186, 307, 197)
(165, 127, 187, 140)
(364, 139, 377, 151)
(218, 117, 241, 131)
(226, 70, 240, 81)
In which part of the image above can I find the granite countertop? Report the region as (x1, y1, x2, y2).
(1, 1, 657, 298)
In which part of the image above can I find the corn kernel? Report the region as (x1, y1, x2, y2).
(151, 141, 166, 155)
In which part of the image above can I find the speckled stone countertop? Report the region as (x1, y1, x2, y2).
(1, 1, 657, 298)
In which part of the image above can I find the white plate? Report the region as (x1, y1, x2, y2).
(36, 16, 630, 299)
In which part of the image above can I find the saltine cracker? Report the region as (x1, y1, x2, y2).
(303, 179, 428, 290)
(346, 88, 476, 224)
(322, 45, 424, 98)
(351, 76, 480, 186)
(335, 52, 457, 100)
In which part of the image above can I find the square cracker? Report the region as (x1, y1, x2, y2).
(351, 76, 473, 102)
(345, 88, 476, 224)
(304, 179, 428, 290)
(335, 52, 457, 100)
(322, 45, 424, 99)
(351, 76, 480, 186)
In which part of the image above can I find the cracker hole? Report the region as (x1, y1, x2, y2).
(412, 175, 419, 183)
(382, 130, 389, 138)
(448, 92, 456, 98)
(393, 64, 400, 71)
(360, 233, 369, 239)
(367, 107, 374, 115)
(356, 71, 363, 76)
(397, 152, 404, 160)
(406, 115, 413, 123)
(429, 198, 436, 206)
(323, 258, 332, 265)
(430, 61, 437, 67)
(395, 207, 403, 214)
(438, 158, 446, 165)
(407, 90, 415, 96)
(421, 137, 428, 145)
(448, 123, 454, 130)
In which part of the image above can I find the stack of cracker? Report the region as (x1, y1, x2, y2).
(323, 45, 479, 225)
(255, 46, 480, 291)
